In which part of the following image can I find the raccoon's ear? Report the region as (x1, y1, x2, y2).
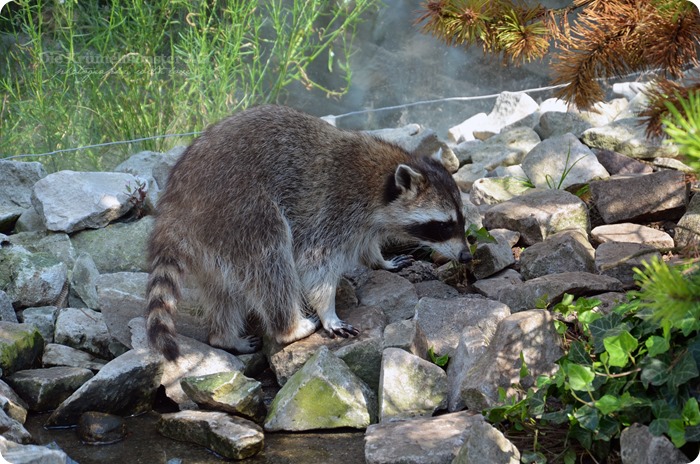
(394, 164, 425, 194)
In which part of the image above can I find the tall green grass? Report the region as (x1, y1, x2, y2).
(0, 0, 377, 171)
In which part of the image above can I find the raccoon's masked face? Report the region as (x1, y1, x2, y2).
(384, 157, 472, 263)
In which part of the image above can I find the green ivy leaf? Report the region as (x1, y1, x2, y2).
(575, 404, 600, 431)
(566, 363, 595, 391)
(683, 398, 700, 426)
(596, 415, 620, 441)
(568, 340, 592, 365)
(595, 394, 621, 415)
(589, 312, 626, 353)
(603, 330, 638, 368)
(645, 335, 670, 357)
(641, 357, 669, 388)
(563, 447, 577, 464)
(668, 351, 699, 391)
(668, 419, 687, 447)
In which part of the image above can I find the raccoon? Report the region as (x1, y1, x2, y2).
(146, 105, 471, 361)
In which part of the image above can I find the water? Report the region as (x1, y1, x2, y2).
(25, 412, 367, 464)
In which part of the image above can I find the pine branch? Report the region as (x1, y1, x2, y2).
(641, 80, 700, 138)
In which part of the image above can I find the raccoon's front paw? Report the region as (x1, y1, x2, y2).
(384, 254, 414, 272)
(325, 320, 360, 339)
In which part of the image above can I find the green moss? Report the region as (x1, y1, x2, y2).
(0, 323, 44, 375)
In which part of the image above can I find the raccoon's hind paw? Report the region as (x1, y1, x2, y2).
(326, 320, 360, 339)
(385, 254, 414, 272)
(237, 335, 263, 354)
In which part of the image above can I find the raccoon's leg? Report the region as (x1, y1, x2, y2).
(240, 205, 320, 345)
(197, 269, 262, 354)
(207, 295, 262, 354)
(301, 263, 359, 339)
(364, 242, 414, 272)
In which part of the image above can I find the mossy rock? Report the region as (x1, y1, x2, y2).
(0, 322, 44, 375)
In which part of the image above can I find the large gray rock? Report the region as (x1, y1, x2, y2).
(414, 296, 510, 357)
(368, 125, 456, 169)
(31, 170, 146, 233)
(452, 418, 521, 464)
(54, 307, 112, 359)
(595, 242, 660, 289)
(676, 193, 700, 249)
(355, 270, 418, 323)
(158, 410, 264, 460)
(42, 343, 108, 371)
(581, 118, 678, 159)
(130, 317, 244, 408)
(590, 171, 687, 224)
(0, 290, 17, 322)
(45, 349, 163, 427)
(365, 411, 484, 464)
(6, 366, 94, 412)
(0, 322, 44, 376)
(70, 216, 154, 273)
(593, 149, 654, 175)
(181, 371, 266, 424)
(459, 309, 563, 410)
(265, 304, 386, 387)
(0, 160, 46, 232)
(383, 319, 430, 359)
(21, 306, 58, 344)
(69, 253, 101, 309)
(534, 111, 592, 139)
(471, 229, 517, 280)
(151, 146, 186, 190)
(264, 346, 376, 431)
(453, 163, 488, 191)
(0, 435, 68, 461)
(495, 272, 624, 312)
(519, 230, 595, 280)
(8, 231, 76, 270)
(469, 177, 533, 206)
(619, 423, 689, 464)
(522, 133, 609, 189)
(484, 189, 590, 245)
(591, 223, 675, 249)
(378, 348, 447, 422)
(0, 245, 68, 308)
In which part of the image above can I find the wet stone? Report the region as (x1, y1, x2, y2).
(6, 366, 94, 412)
(77, 411, 128, 445)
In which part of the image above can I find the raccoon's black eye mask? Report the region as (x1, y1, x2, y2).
(404, 220, 462, 243)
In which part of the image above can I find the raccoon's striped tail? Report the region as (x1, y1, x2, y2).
(146, 255, 183, 361)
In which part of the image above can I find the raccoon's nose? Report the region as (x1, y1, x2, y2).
(458, 249, 472, 264)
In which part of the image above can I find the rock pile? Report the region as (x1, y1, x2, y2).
(0, 84, 696, 463)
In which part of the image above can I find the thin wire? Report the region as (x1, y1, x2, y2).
(0, 75, 649, 160)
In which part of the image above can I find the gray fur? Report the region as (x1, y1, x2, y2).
(146, 105, 469, 361)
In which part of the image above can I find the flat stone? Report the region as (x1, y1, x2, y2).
(378, 348, 447, 422)
(54, 307, 112, 359)
(0, 322, 44, 375)
(590, 171, 687, 224)
(495, 272, 624, 312)
(413, 280, 459, 299)
(484, 189, 590, 245)
(355, 270, 418, 324)
(472, 269, 523, 300)
(522, 133, 609, 189)
(595, 242, 660, 289)
(42, 343, 107, 371)
(459, 310, 563, 410)
(181, 371, 266, 424)
(70, 216, 154, 273)
(32, 170, 145, 233)
(0, 245, 68, 308)
(0, 435, 68, 461)
(519, 230, 595, 280)
(364, 411, 483, 464)
(593, 149, 653, 175)
(0, 160, 46, 233)
(158, 410, 264, 460)
(534, 111, 592, 139)
(45, 349, 163, 427)
(581, 118, 678, 159)
(21, 306, 58, 344)
(591, 223, 675, 249)
(383, 319, 430, 359)
(7, 366, 94, 412)
(414, 296, 510, 357)
(469, 176, 533, 206)
(453, 418, 521, 464)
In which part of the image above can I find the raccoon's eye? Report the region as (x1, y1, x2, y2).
(405, 220, 459, 243)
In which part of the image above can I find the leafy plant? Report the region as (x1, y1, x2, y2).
(0, 0, 377, 171)
(465, 223, 497, 255)
(661, 90, 700, 171)
(486, 259, 700, 461)
(428, 346, 450, 369)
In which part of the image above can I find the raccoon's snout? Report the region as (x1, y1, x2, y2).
(458, 249, 472, 264)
